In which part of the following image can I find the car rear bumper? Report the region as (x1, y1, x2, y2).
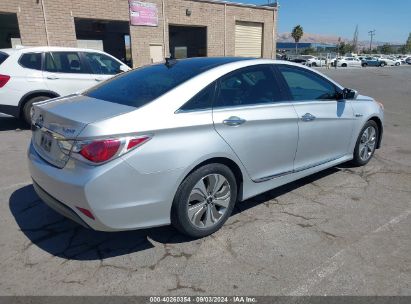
(0, 104, 19, 116)
(32, 181, 90, 228)
(28, 141, 183, 231)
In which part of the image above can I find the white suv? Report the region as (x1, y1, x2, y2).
(0, 46, 130, 124)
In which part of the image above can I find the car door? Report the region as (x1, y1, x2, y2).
(212, 64, 299, 182)
(82, 52, 127, 84)
(346, 57, 354, 66)
(276, 65, 355, 170)
(43, 51, 96, 96)
(354, 58, 361, 67)
(366, 57, 376, 66)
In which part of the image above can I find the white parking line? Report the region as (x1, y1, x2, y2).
(0, 181, 32, 193)
(288, 208, 411, 296)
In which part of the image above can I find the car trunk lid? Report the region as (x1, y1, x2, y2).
(31, 94, 136, 168)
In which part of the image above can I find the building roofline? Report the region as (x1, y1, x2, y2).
(190, 0, 278, 11)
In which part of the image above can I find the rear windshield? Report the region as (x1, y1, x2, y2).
(85, 57, 246, 108)
(0, 52, 9, 65)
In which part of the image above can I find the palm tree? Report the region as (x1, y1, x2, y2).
(291, 25, 304, 55)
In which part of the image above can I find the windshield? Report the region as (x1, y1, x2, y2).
(85, 57, 247, 108)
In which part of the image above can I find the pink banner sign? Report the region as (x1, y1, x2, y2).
(128, 1, 158, 26)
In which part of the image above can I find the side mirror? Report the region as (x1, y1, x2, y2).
(342, 88, 358, 100)
(118, 65, 129, 73)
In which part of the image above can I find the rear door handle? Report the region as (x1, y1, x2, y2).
(46, 75, 59, 80)
(223, 116, 246, 126)
(95, 77, 104, 82)
(301, 113, 316, 122)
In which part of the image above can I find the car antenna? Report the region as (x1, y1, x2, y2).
(165, 56, 177, 68)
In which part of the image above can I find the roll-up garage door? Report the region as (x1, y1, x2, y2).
(235, 21, 263, 58)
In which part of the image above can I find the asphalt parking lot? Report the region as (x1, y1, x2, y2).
(0, 66, 410, 296)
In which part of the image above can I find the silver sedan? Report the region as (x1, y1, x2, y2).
(28, 58, 384, 237)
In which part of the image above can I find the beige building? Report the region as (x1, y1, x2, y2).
(0, 0, 278, 67)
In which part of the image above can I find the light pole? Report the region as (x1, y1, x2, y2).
(335, 37, 341, 69)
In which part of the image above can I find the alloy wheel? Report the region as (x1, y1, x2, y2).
(187, 174, 231, 229)
(359, 126, 377, 162)
(29, 106, 35, 120)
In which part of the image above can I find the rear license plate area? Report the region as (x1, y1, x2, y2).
(40, 132, 53, 152)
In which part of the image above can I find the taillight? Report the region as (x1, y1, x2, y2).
(127, 137, 149, 150)
(80, 139, 121, 163)
(76, 207, 95, 220)
(0, 74, 10, 88)
(75, 135, 151, 164)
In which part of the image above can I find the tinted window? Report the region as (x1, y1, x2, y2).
(45, 52, 86, 73)
(85, 58, 245, 108)
(84, 52, 121, 75)
(278, 66, 337, 101)
(180, 82, 216, 111)
(19, 53, 42, 70)
(0, 52, 9, 66)
(214, 65, 283, 108)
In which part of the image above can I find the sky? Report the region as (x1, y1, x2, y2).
(228, 0, 411, 43)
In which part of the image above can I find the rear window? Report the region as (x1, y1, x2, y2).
(85, 57, 247, 108)
(0, 52, 9, 65)
(45, 52, 87, 74)
(19, 53, 42, 70)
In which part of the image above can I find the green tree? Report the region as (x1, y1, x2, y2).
(405, 32, 411, 53)
(397, 33, 411, 54)
(336, 42, 354, 55)
(380, 44, 393, 54)
(398, 45, 406, 54)
(362, 48, 371, 54)
(291, 25, 304, 54)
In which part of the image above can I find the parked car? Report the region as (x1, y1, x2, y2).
(361, 57, 386, 67)
(381, 57, 401, 66)
(306, 56, 328, 67)
(406, 57, 411, 65)
(0, 46, 130, 124)
(289, 58, 307, 65)
(28, 57, 384, 238)
(335, 57, 362, 67)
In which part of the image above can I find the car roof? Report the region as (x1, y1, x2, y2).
(157, 57, 344, 91)
(147, 57, 329, 75)
(0, 48, 16, 55)
(156, 56, 253, 71)
(0, 46, 110, 54)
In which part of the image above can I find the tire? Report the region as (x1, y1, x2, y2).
(352, 120, 379, 166)
(362, 63, 367, 67)
(380, 62, 386, 67)
(312, 62, 317, 67)
(342, 63, 347, 67)
(22, 96, 51, 125)
(395, 62, 400, 66)
(171, 163, 237, 238)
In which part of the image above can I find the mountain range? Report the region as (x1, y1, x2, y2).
(277, 32, 390, 48)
